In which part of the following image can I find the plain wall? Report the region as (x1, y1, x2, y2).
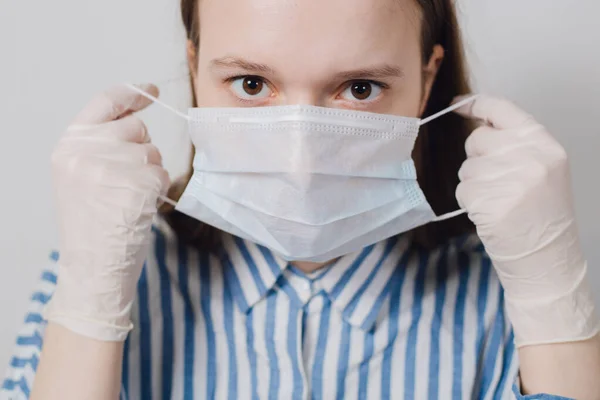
(1, 0, 598, 370)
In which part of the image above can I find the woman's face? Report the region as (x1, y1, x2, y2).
(189, 0, 443, 117)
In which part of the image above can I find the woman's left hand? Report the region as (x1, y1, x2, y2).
(454, 95, 599, 347)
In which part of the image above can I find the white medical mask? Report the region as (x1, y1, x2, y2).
(127, 84, 476, 262)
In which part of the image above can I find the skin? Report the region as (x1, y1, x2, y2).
(31, 0, 600, 399)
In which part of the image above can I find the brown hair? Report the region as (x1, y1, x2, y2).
(162, 0, 475, 252)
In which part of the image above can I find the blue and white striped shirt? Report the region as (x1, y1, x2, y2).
(2, 218, 571, 399)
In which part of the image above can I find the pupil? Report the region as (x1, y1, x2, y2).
(243, 78, 263, 95)
(352, 82, 372, 99)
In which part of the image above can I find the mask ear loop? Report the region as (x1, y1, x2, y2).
(124, 83, 190, 208)
(418, 94, 479, 222)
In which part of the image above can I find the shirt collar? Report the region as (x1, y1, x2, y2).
(220, 233, 412, 332)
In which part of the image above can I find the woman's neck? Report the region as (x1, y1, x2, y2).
(291, 260, 334, 274)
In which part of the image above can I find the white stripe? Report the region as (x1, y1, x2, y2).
(482, 279, 503, 400)
(389, 251, 419, 399)
(233, 294, 252, 399)
(462, 250, 483, 397)
(212, 263, 228, 400)
(438, 246, 460, 399)
(348, 239, 409, 326)
(225, 235, 261, 305)
(321, 303, 343, 398)
(344, 325, 363, 400)
(287, 271, 312, 304)
(246, 241, 282, 285)
(366, 297, 391, 400)
(252, 298, 269, 399)
(189, 249, 207, 399)
(142, 242, 164, 399)
(414, 250, 442, 400)
(274, 295, 293, 399)
(331, 248, 384, 307)
(169, 246, 186, 400)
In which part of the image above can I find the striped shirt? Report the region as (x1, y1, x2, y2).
(2, 218, 571, 400)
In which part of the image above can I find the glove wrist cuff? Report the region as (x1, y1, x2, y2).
(505, 261, 600, 347)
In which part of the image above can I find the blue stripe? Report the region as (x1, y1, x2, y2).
(10, 355, 39, 370)
(245, 310, 259, 400)
(24, 313, 44, 324)
(301, 307, 309, 349)
(177, 242, 195, 400)
(287, 305, 304, 400)
(137, 264, 152, 400)
(259, 246, 285, 278)
(428, 249, 449, 400)
(221, 250, 250, 312)
(31, 292, 51, 304)
(342, 237, 398, 323)
(494, 330, 516, 399)
(41, 271, 57, 284)
(200, 252, 216, 399)
(122, 336, 130, 397)
(276, 275, 303, 308)
(223, 266, 238, 400)
(335, 323, 352, 400)
(155, 228, 174, 400)
(311, 296, 332, 400)
(49, 251, 59, 261)
(330, 245, 376, 299)
(2, 377, 30, 397)
(360, 276, 394, 331)
(359, 329, 375, 400)
(381, 250, 410, 400)
(404, 249, 429, 400)
(16, 331, 43, 350)
(235, 237, 267, 293)
(475, 255, 491, 393)
(266, 293, 280, 400)
(478, 288, 505, 398)
(452, 252, 471, 400)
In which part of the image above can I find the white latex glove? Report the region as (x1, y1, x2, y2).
(45, 84, 170, 341)
(455, 95, 599, 347)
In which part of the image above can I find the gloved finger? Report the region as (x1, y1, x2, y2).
(455, 179, 521, 221)
(458, 155, 518, 182)
(90, 143, 163, 166)
(453, 95, 537, 130)
(67, 115, 150, 144)
(464, 125, 541, 157)
(54, 138, 163, 168)
(71, 83, 159, 126)
(62, 161, 170, 201)
(147, 164, 172, 197)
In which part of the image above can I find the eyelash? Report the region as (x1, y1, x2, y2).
(223, 75, 389, 104)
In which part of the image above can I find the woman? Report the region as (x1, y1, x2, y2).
(3, 0, 600, 398)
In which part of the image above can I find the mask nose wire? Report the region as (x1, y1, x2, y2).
(124, 83, 187, 208)
(418, 94, 479, 126)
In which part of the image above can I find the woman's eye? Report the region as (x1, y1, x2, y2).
(340, 81, 383, 101)
(230, 76, 272, 99)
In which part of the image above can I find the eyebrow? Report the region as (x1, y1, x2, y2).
(210, 56, 404, 80)
(333, 65, 405, 81)
(210, 56, 276, 74)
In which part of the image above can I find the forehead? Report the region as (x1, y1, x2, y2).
(198, 0, 423, 71)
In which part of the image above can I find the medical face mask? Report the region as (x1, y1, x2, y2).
(127, 84, 476, 262)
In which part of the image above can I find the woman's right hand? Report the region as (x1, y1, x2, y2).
(45, 84, 170, 341)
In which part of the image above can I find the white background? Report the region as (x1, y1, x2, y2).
(0, 0, 599, 370)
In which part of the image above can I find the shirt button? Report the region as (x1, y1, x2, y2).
(302, 281, 311, 293)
